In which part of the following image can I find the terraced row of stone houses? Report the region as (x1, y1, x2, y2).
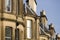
(0, 0, 60, 40)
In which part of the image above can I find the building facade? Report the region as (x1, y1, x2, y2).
(0, 0, 59, 40)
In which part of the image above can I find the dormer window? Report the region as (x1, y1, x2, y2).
(5, 0, 11, 12)
(40, 23, 44, 29)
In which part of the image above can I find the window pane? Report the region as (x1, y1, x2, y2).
(27, 20, 31, 28)
(40, 23, 44, 29)
(27, 28, 31, 39)
(15, 29, 19, 40)
(5, 0, 11, 12)
(5, 27, 12, 37)
(27, 20, 32, 39)
(5, 27, 12, 40)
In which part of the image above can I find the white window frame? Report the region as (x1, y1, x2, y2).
(27, 20, 32, 39)
(5, 0, 11, 12)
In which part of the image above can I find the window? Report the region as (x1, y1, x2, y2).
(40, 23, 44, 29)
(5, 27, 12, 40)
(40, 28, 45, 34)
(5, 0, 11, 12)
(40, 23, 45, 34)
(27, 20, 32, 39)
(15, 29, 19, 40)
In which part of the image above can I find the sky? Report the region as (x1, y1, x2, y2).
(36, 0, 60, 34)
(24, 0, 60, 34)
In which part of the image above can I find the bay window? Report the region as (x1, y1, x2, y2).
(27, 20, 32, 39)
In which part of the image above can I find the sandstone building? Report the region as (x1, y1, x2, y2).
(0, 0, 60, 40)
